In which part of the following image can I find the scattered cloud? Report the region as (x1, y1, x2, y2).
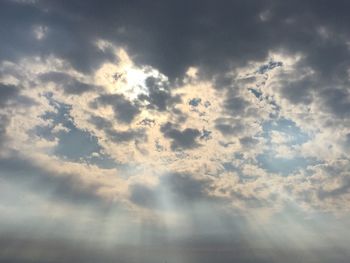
(1, 0, 350, 261)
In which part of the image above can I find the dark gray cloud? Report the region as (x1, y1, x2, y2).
(106, 128, 145, 143)
(0, 153, 106, 207)
(318, 177, 350, 200)
(160, 172, 212, 203)
(1, 0, 348, 80)
(88, 115, 112, 130)
(0, 83, 18, 107)
(0, 114, 9, 147)
(160, 122, 201, 151)
(215, 118, 246, 137)
(0, 84, 35, 147)
(216, 123, 244, 136)
(0, 83, 36, 109)
(89, 115, 145, 143)
(345, 133, 350, 149)
(129, 172, 213, 209)
(224, 95, 250, 116)
(93, 94, 140, 124)
(320, 88, 350, 119)
(314, 162, 350, 200)
(239, 136, 259, 148)
(129, 184, 158, 209)
(138, 76, 181, 111)
(0, 0, 117, 73)
(40, 71, 99, 94)
(278, 74, 315, 105)
(1, 0, 350, 118)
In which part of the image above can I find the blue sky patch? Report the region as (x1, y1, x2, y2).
(35, 96, 118, 169)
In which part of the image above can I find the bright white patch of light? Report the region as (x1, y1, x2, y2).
(95, 48, 169, 101)
(121, 67, 150, 100)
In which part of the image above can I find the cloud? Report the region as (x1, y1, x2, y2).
(2, 0, 350, 260)
(0, 83, 18, 107)
(138, 76, 181, 111)
(160, 122, 201, 151)
(320, 88, 350, 119)
(129, 172, 213, 210)
(92, 94, 141, 124)
(1, 0, 349, 84)
(215, 119, 246, 136)
(129, 184, 158, 209)
(0, 152, 106, 207)
(0, 114, 9, 147)
(39, 71, 99, 94)
(0, 0, 117, 73)
(89, 115, 145, 143)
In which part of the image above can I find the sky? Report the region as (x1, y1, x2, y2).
(1, 0, 350, 262)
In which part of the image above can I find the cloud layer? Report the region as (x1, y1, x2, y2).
(1, 0, 350, 262)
